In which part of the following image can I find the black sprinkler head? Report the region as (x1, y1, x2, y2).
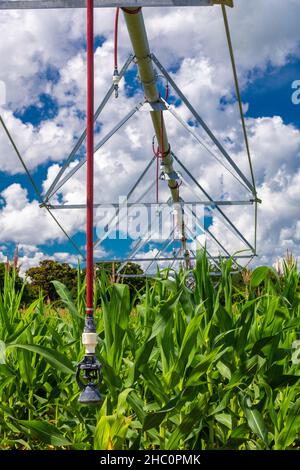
(76, 354, 103, 405)
(78, 384, 102, 404)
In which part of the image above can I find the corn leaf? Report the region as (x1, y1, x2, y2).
(7, 343, 74, 375)
(19, 420, 72, 446)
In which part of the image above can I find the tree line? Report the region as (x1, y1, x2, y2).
(0, 259, 146, 304)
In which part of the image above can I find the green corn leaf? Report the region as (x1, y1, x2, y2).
(133, 337, 156, 381)
(275, 400, 300, 449)
(52, 280, 80, 319)
(143, 394, 182, 431)
(215, 413, 232, 429)
(94, 416, 111, 450)
(250, 267, 272, 287)
(117, 388, 134, 416)
(250, 335, 277, 355)
(245, 408, 269, 446)
(99, 356, 123, 390)
(216, 361, 232, 380)
(101, 283, 131, 371)
(0, 340, 6, 364)
(52, 280, 84, 338)
(166, 399, 206, 450)
(141, 365, 168, 404)
(186, 347, 225, 387)
(143, 412, 167, 432)
(208, 390, 232, 416)
(7, 321, 32, 345)
(231, 424, 250, 439)
(7, 343, 74, 375)
(19, 420, 72, 446)
(168, 310, 203, 387)
(149, 290, 182, 340)
(127, 392, 146, 424)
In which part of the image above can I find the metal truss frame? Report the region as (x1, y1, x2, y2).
(0, 0, 257, 276)
(39, 51, 257, 273)
(0, 1, 233, 10)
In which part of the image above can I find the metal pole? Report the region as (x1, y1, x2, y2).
(76, 0, 102, 405)
(122, 7, 180, 203)
(86, 0, 94, 318)
(122, 7, 191, 264)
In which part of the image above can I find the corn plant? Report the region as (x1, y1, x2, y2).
(0, 252, 299, 450)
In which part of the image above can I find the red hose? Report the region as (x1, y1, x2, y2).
(156, 154, 159, 204)
(156, 111, 165, 203)
(114, 7, 120, 70)
(159, 111, 164, 158)
(153, 86, 168, 204)
(165, 83, 169, 101)
(86, 0, 94, 316)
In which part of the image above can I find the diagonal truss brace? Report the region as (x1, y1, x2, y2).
(171, 151, 256, 252)
(44, 99, 144, 201)
(162, 97, 250, 193)
(93, 158, 156, 249)
(151, 53, 255, 195)
(44, 54, 134, 202)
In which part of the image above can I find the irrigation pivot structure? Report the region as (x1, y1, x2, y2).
(0, 0, 259, 404)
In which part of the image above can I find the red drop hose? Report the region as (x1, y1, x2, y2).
(86, 0, 94, 316)
(165, 82, 169, 101)
(156, 153, 159, 203)
(153, 83, 169, 204)
(114, 7, 119, 71)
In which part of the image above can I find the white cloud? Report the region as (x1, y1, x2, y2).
(0, 183, 83, 245)
(0, 243, 82, 277)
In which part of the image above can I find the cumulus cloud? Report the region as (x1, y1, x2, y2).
(0, 243, 82, 277)
(0, 183, 83, 245)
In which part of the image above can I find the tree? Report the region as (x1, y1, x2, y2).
(26, 260, 77, 301)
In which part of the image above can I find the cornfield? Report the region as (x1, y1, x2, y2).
(0, 251, 299, 450)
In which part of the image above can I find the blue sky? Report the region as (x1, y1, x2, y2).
(243, 60, 300, 126)
(0, 1, 300, 273)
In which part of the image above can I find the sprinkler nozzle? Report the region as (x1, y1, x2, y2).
(113, 68, 120, 98)
(76, 354, 102, 405)
(76, 315, 102, 405)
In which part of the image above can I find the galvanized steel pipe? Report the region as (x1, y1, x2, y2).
(122, 7, 180, 204)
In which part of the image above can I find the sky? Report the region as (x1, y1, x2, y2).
(0, 0, 300, 275)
